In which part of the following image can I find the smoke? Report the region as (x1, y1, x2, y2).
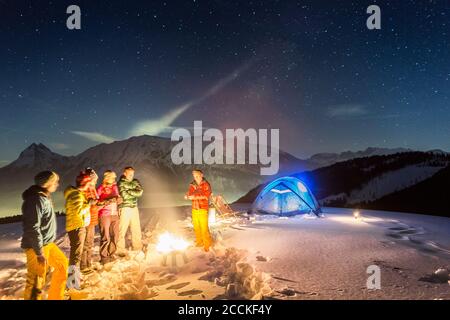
(137, 169, 190, 234)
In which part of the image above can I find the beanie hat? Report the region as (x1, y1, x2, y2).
(34, 171, 59, 188)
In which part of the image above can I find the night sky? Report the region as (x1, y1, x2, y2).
(1, 0, 449, 165)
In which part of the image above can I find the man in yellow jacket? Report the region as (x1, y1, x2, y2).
(64, 170, 96, 290)
(21, 171, 68, 300)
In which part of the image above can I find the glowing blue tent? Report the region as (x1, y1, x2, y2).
(252, 176, 321, 216)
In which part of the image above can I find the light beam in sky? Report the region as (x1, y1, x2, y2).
(71, 131, 116, 144)
(129, 61, 254, 137)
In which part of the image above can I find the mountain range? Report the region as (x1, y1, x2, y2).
(0, 136, 446, 217)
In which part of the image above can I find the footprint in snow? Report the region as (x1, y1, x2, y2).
(384, 222, 449, 257)
(177, 289, 203, 296)
(166, 282, 190, 290)
(256, 255, 268, 262)
(272, 275, 298, 283)
(277, 288, 296, 296)
(276, 287, 314, 297)
(388, 227, 407, 231)
(229, 226, 245, 231)
(146, 274, 177, 287)
(386, 232, 409, 240)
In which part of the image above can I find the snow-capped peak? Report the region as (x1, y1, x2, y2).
(10, 143, 66, 169)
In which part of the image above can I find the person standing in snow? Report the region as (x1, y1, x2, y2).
(80, 167, 99, 274)
(64, 170, 96, 290)
(117, 166, 143, 256)
(97, 170, 121, 264)
(21, 171, 68, 300)
(184, 169, 213, 252)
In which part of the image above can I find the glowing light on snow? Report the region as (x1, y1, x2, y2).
(156, 232, 190, 253)
(353, 210, 361, 220)
(327, 216, 370, 226)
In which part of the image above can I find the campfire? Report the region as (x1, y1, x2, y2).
(156, 232, 190, 254)
(155, 232, 190, 267)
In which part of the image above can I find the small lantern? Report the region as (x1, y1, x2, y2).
(208, 206, 216, 226)
(353, 210, 361, 220)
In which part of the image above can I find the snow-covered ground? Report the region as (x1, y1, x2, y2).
(225, 208, 450, 299)
(0, 207, 449, 300)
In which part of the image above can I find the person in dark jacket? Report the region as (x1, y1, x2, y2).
(21, 171, 68, 300)
(117, 166, 143, 255)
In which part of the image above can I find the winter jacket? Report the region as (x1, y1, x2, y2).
(186, 179, 212, 210)
(84, 187, 99, 226)
(118, 177, 143, 209)
(21, 186, 57, 255)
(64, 186, 91, 232)
(97, 184, 120, 217)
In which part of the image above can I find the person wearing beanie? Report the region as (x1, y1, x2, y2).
(80, 168, 99, 274)
(97, 170, 121, 264)
(64, 169, 96, 290)
(21, 171, 68, 300)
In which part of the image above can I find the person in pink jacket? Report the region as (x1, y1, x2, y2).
(97, 171, 122, 264)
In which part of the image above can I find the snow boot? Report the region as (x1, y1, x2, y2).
(66, 265, 81, 290)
